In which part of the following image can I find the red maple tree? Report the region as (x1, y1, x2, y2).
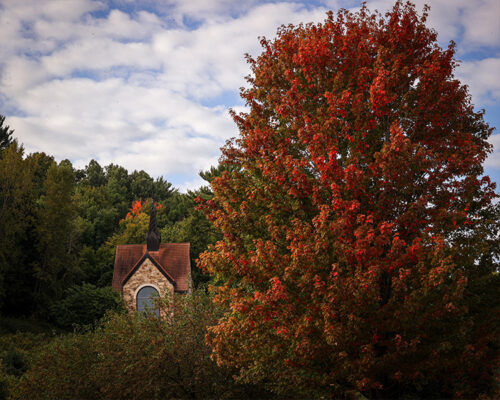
(124, 199, 162, 220)
(198, 2, 499, 398)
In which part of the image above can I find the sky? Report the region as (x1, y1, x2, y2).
(0, 0, 499, 192)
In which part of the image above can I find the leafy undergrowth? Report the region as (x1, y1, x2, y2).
(0, 331, 54, 400)
(0, 317, 59, 336)
(4, 290, 281, 400)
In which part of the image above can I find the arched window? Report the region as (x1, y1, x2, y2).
(136, 286, 160, 317)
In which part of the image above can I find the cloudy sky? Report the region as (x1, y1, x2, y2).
(0, 0, 499, 192)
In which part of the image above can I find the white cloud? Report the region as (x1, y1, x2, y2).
(460, 0, 500, 48)
(485, 133, 500, 168)
(40, 39, 161, 76)
(456, 58, 500, 106)
(33, 9, 165, 42)
(177, 176, 207, 194)
(7, 75, 238, 180)
(0, 0, 103, 58)
(0, 0, 498, 191)
(153, 0, 258, 25)
(365, 0, 500, 50)
(152, 2, 328, 99)
(1, 56, 49, 95)
(0, 0, 330, 189)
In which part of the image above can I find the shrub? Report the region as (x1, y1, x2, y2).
(14, 289, 276, 399)
(1, 346, 27, 377)
(50, 283, 123, 329)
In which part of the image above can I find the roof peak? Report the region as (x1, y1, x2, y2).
(116, 243, 190, 248)
(121, 251, 175, 288)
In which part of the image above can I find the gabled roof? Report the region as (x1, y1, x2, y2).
(121, 252, 176, 288)
(112, 243, 190, 293)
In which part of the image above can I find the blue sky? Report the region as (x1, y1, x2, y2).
(0, 0, 498, 192)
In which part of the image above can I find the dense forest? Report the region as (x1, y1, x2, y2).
(0, 114, 220, 328)
(0, 114, 254, 399)
(2, 97, 496, 397)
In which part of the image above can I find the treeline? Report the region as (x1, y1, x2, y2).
(0, 115, 219, 329)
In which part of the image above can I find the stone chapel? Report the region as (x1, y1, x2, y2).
(112, 202, 191, 315)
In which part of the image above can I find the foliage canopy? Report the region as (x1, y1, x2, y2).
(199, 2, 499, 398)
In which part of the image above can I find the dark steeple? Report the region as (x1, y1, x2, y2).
(146, 201, 161, 251)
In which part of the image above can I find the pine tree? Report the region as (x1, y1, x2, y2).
(0, 115, 14, 152)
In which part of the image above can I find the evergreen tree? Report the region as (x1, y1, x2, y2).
(0, 141, 33, 310)
(35, 160, 77, 314)
(0, 115, 14, 152)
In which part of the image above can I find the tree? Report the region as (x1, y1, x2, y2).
(105, 199, 157, 248)
(50, 283, 122, 329)
(0, 115, 14, 152)
(81, 159, 107, 187)
(25, 152, 55, 198)
(105, 163, 131, 216)
(0, 142, 33, 310)
(74, 184, 119, 249)
(1, 152, 56, 317)
(161, 167, 224, 287)
(162, 211, 220, 286)
(1, 153, 57, 317)
(129, 170, 175, 202)
(34, 160, 78, 314)
(198, 2, 499, 398)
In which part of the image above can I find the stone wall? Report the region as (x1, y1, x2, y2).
(122, 257, 174, 314)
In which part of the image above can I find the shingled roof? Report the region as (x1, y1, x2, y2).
(112, 243, 191, 293)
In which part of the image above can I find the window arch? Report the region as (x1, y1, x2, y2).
(136, 285, 160, 316)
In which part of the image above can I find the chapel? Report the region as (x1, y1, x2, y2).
(112, 202, 191, 315)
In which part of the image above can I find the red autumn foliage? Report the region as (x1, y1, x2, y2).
(198, 2, 499, 398)
(124, 199, 162, 220)
(126, 200, 144, 218)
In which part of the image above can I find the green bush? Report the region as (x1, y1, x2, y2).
(13, 331, 99, 399)
(13, 289, 276, 399)
(0, 333, 50, 354)
(0, 317, 56, 335)
(0, 333, 52, 400)
(0, 372, 8, 400)
(50, 283, 123, 329)
(1, 346, 27, 377)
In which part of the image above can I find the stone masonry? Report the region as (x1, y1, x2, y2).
(122, 257, 174, 314)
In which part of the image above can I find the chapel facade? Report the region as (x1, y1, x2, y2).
(112, 202, 191, 315)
